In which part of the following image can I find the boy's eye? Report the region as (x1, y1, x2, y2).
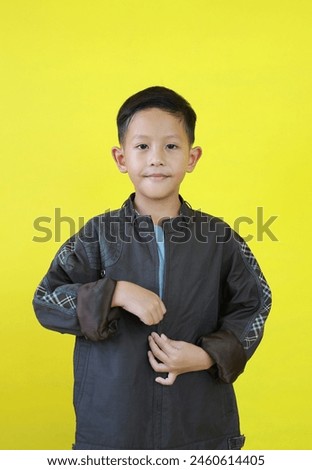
(166, 144, 178, 150)
(136, 144, 148, 150)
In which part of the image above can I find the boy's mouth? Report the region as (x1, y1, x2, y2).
(143, 173, 170, 179)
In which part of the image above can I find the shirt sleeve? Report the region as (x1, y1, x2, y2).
(198, 232, 272, 383)
(32, 226, 120, 341)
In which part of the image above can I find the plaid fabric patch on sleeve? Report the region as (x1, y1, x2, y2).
(35, 284, 77, 311)
(237, 240, 272, 350)
(57, 241, 76, 265)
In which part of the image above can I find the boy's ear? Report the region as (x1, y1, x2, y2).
(111, 146, 128, 173)
(186, 146, 202, 173)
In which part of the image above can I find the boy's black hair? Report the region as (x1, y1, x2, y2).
(117, 86, 197, 145)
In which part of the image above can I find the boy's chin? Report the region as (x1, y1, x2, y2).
(136, 188, 179, 201)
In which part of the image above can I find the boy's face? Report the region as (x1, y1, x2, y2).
(112, 108, 202, 205)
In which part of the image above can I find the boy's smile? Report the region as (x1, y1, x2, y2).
(112, 108, 202, 217)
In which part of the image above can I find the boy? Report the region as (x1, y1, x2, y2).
(33, 86, 272, 450)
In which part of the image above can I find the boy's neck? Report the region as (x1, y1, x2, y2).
(133, 194, 181, 226)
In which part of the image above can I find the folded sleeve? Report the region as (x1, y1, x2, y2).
(33, 225, 120, 340)
(77, 279, 120, 341)
(198, 233, 272, 383)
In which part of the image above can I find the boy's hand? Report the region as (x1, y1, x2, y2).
(111, 281, 166, 326)
(148, 332, 214, 386)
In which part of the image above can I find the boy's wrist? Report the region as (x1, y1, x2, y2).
(198, 347, 215, 371)
(111, 280, 125, 308)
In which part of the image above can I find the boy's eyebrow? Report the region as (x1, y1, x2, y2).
(131, 134, 182, 141)
(131, 134, 149, 141)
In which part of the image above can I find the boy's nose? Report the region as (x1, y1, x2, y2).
(151, 159, 163, 166)
(149, 150, 165, 166)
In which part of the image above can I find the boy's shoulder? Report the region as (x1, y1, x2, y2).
(78, 205, 126, 240)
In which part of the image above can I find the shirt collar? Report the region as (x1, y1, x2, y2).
(122, 192, 194, 224)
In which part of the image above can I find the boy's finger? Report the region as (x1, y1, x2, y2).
(150, 304, 165, 324)
(151, 332, 176, 354)
(147, 351, 168, 373)
(148, 336, 169, 361)
(155, 372, 177, 386)
(156, 305, 166, 322)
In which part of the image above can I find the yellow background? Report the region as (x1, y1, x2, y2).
(0, 0, 311, 450)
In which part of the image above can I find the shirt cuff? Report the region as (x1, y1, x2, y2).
(77, 277, 120, 341)
(197, 330, 247, 383)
